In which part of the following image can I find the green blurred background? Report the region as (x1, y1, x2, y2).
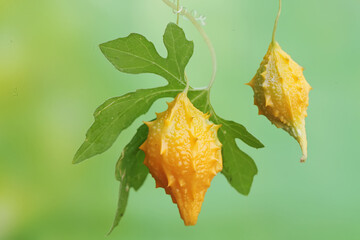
(1, 0, 359, 239)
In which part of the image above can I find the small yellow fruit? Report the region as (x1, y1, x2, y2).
(247, 42, 311, 162)
(139, 92, 222, 225)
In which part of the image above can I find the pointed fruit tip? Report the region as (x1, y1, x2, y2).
(300, 155, 307, 163)
(298, 133, 308, 163)
(183, 218, 198, 226)
(300, 144, 308, 163)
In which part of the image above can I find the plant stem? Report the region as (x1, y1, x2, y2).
(272, 0, 282, 44)
(176, 0, 180, 25)
(162, 0, 217, 91)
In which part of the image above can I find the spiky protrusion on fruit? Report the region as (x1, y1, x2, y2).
(139, 92, 222, 225)
(247, 42, 311, 162)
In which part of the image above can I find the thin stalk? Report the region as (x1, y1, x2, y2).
(272, 0, 282, 44)
(174, 0, 190, 93)
(184, 74, 190, 93)
(176, 0, 180, 25)
(162, 0, 217, 91)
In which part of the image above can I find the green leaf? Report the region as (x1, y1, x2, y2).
(220, 139, 258, 195)
(108, 125, 150, 234)
(100, 22, 194, 87)
(115, 124, 149, 190)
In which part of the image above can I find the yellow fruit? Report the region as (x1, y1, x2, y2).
(139, 92, 222, 225)
(247, 42, 311, 162)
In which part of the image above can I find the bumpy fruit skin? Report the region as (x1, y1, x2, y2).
(247, 42, 311, 162)
(139, 92, 222, 225)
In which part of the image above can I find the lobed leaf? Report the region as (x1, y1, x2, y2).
(108, 125, 149, 233)
(100, 22, 194, 87)
(115, 124, 149, 190)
